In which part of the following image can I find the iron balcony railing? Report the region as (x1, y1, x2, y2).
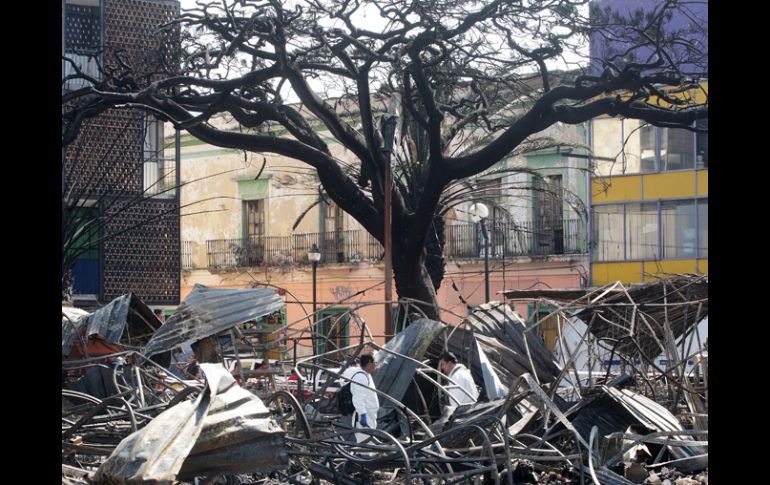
(204, 219, 586, 269)
(206, 231, 384, 269)
(445, 219, 587, 259)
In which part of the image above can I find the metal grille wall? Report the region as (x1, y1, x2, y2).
(64, 3, 101, 52)
(104, 0, 179, 81)
(63, 109, 144, 197)
(101, 198, 180, 304)
(63, 1, 180, 304)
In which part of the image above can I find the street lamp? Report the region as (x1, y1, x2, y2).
(469, 202, 490, 303)
(308, 243, 321, 354)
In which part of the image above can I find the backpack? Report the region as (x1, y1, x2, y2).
(337, 371, 365, 415)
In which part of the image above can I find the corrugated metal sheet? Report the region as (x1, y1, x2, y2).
(83, 293, 134, 343)
(547, 379, 706, 468)
(143, 285, 285, 357)
(606, 387, 707, 464)
(459, 302, 560, 384)
(61, 293, 163, 357)
(93, 363, 287, 483)
(62, 306, 91, 356)
(374, 318, 445, 426)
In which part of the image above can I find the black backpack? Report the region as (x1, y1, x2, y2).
(337, 371, 365, 415)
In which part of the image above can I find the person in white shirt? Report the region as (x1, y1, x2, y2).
(439, 351, 479, 414)
(339, 356, 362, 441)
(351, 353, 379, 443)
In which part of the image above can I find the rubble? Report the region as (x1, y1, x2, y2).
(62, 276, 708, 484)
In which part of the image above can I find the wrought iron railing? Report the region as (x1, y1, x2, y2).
(204, 220, 585, 269)
(445, 219, 587, 259)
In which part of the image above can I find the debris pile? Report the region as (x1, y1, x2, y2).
(62, 275, 707, 484)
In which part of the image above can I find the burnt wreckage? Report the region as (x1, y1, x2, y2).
(62, 276, 708, 484)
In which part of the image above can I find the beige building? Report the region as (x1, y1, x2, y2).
(171, 114, 588, 359)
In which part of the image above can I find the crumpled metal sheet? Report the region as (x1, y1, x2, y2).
(463, 302, 561, 384)
(143, 285, 284, 357)
(428, 303, 559, 391)
(178, 364, 288, 478)
(62, 306, 90, 356)
(547, 378, 706, 471)
(374, 318, 445, 423)
(605, 387, 707, 466)
(475, 340, 508, 399)
(93, 363, 287, 484)
(61, 293, 162, 356)
(92, 374, 211, 483)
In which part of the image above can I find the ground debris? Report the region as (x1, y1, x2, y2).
(62, 277, 707, 484)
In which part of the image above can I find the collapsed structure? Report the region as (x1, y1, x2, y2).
(62, 275, 708, 485)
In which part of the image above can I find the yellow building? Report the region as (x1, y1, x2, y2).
(589, 87, 708, 285)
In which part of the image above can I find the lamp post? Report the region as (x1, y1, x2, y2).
(308, 243, 321, 354)
(382, 117, 397, 341)
(469, 203, 490, 303)
(381, 101, 398, 341)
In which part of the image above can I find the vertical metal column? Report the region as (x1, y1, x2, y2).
(381, 115, 397, 341)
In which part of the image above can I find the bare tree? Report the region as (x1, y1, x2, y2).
(62, 0, 707, 320)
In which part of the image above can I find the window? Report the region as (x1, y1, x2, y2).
(697, 200, 708, 258)
(696, 118, 708, 168)
(593, 117, 624, 176)
(661, 200, 697, 259)
(593, 205, 624, 261)
(626, 203, 659, 260)
(237, 199, 266, 266)
(63, 0, 102, 89)
(324, 201, 345, 263)
(596, 118, 707, 174)
(534, 175, 565, 254)
(67, 206, 100, 295)
(245, 199, 265, 237)
(661, 128, 694, 171)
(143, 116, 174, 197)
(593, 199, 707, 262)
(640, 124, 656, 172)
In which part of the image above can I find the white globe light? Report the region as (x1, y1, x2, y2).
(469, 202, 489, 223)
(308, 243, 321, 262)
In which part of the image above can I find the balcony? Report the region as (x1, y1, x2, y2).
(445, 219, 587, 259)
(196, 219, 586, 270)
(205, 231, 383, 269)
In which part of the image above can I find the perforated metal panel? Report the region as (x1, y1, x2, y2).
(64, 3, 100, 52)
(63, 109, 144, 197)
(101, 198, 180, 304)
(63, 0, 181, 305)
(104, 0, 179, 80)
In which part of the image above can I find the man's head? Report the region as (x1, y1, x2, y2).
(439, 351, 458, 374)
(360, 353, 376, 373)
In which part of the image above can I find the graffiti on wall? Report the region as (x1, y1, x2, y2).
(329, 285, 352, 301)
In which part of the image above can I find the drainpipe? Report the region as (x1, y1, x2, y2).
(587, 120, 593, 287)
